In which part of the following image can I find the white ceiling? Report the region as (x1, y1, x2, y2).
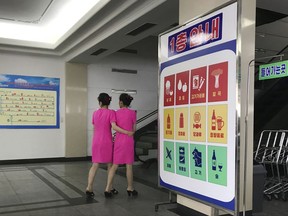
(0, 0, 110, 49)
(0, 0, 52, 22)
(0, 0, 286, 64)
(255, 0, 288, 63)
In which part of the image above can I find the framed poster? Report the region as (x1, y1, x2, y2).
(0, 74, 60, 129)
(159, 2, 238, 212)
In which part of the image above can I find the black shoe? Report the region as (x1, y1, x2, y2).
(86, 191, 95, 197)
(111, 188, 119, 194)
(104, 191, 113, 198)
(127, 189, 138, 196)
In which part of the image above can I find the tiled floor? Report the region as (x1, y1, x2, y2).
(0, 161, 178, 216)
(122, 161, 288, 216)
(0, 161, 287, 216)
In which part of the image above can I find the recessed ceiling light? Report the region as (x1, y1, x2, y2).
(256, 33, 266, 38)
(255, 48, 266, 53)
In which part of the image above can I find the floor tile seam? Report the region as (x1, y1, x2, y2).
(0, 204, 72, 215)
(0, 199, 66, 208)
(0, 167, 28, 172)
(33, 167, 87, 196)
(0, 200, 71, 215)
(29, 167, 100, 207)
(35, 171, 79, 193)
(29, 168, 83, 201)
(3, 176, 25, 205)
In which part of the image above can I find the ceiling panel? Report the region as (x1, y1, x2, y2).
(0, 0, 53, 23)
(256, 19, 288, 38)
(256, 32, 288, 51)
(255, 50, 280, 64)
(0, 0, 286, 66)
(256, 7, 287, 27)
(256, 0, 288, 15)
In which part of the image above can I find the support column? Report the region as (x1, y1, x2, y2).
(65, 63, 88, 158)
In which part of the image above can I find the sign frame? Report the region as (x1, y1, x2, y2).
(0, 74, 60, 129)
(158, 1, 240, 214)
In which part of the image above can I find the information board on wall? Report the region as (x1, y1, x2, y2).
(159, 3, 238, 212)
(0, 74, 60, 128)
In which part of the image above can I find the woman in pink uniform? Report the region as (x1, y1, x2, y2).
(86, 93, 133, 198)
(106, 93, 138, 196)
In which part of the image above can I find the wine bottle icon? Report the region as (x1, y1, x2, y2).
(211, 109, 216, 131)
(212, 150, 217, 171)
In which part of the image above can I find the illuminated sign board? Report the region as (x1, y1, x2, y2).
(259, 60, 288, 80)
(159, 2, 237, 212)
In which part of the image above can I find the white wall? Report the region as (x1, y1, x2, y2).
(87, 37, 159, 155)
(0, 52, 66, 160)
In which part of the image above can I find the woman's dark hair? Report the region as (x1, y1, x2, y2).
(98, 93, 111, 106)
(119, 93, 133, 106)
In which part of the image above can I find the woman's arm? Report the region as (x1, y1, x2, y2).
(132, 123, 136, 133)
(111, 122, 134, 136)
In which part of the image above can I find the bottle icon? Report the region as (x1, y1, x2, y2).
(167, 114, 171, 129)
(211, 109, 216, 130)
(179, 113, 184, 128)
(212, 150, 217, 171)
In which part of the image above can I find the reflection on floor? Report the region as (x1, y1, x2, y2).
(0, 161, 287, 216)
(117, 159, 159, 189)
(0, 161, 177, 216)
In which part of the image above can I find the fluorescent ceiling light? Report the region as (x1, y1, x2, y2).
(0, 0, 110, 49)
(111, 89, 137, 94)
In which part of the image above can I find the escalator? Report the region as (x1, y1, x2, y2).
(254, 75, 288, 144)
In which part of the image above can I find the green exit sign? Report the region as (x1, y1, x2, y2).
(259, 60, 288, 80)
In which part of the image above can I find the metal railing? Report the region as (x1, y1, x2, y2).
(134, 109, 158, 164)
